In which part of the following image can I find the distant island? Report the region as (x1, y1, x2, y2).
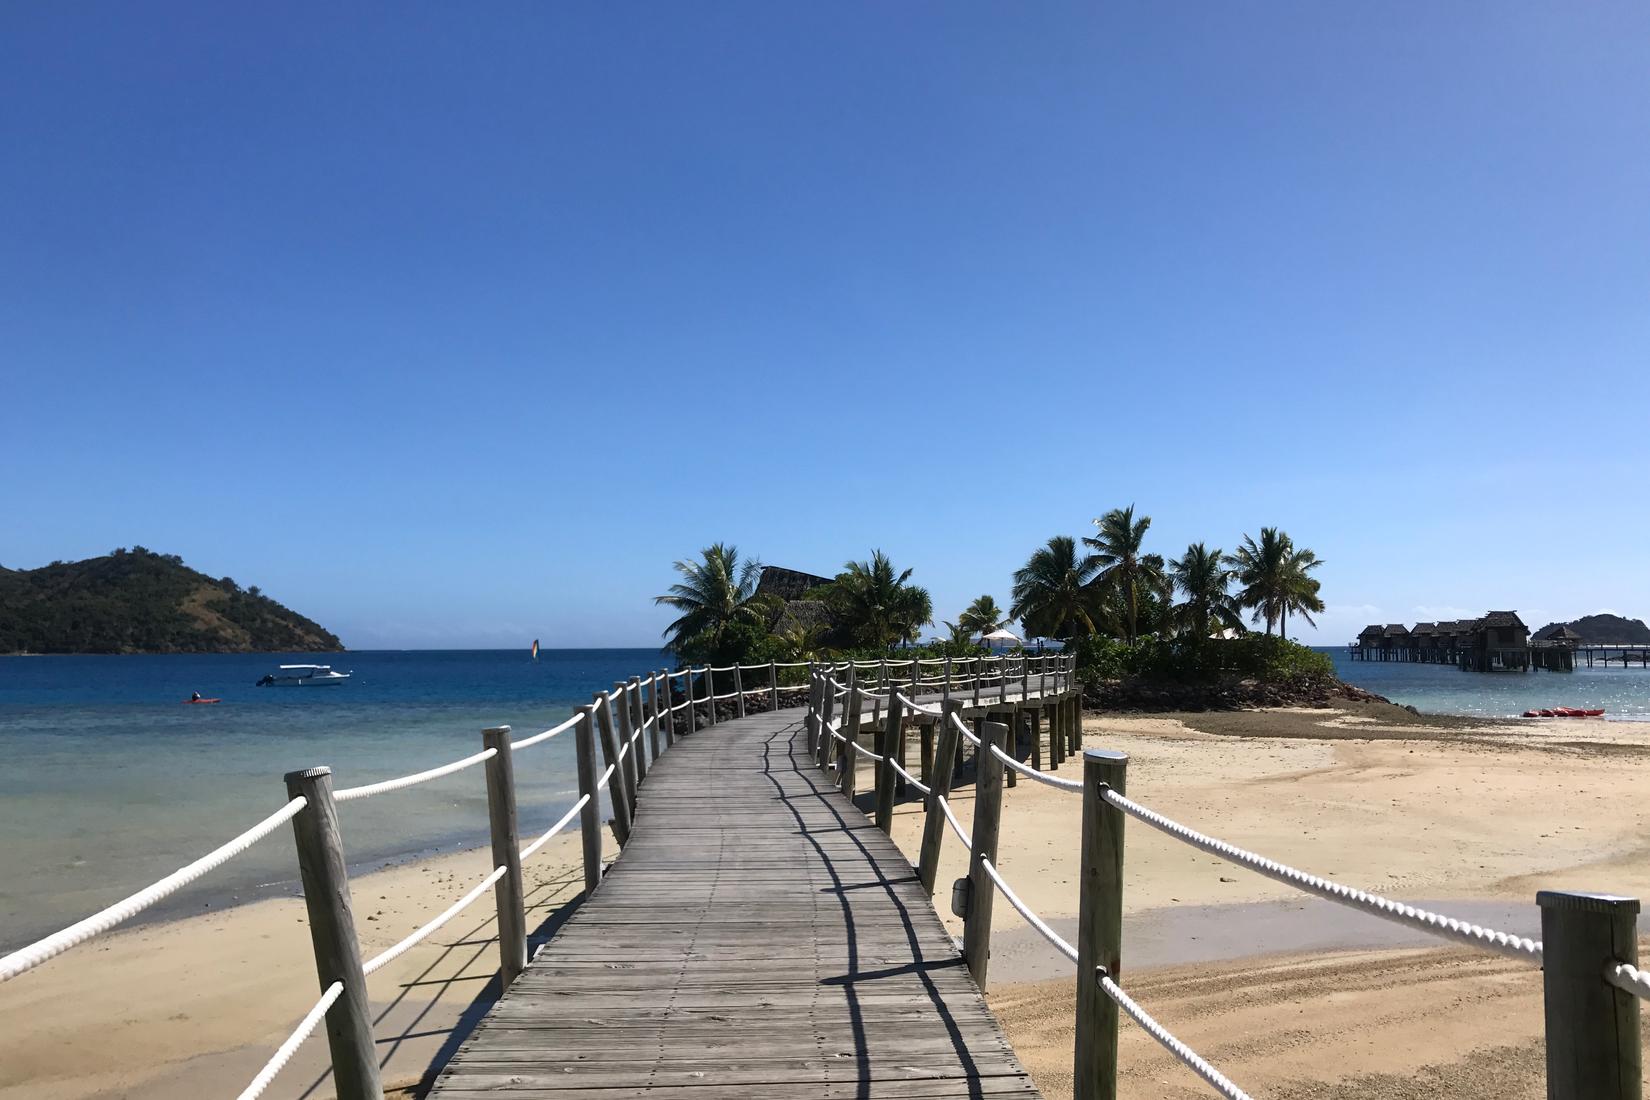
(1533, 613, 1650, 645)
(0, 548, 342, 654)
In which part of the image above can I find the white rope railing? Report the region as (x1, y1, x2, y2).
(513, 712, 581, 751)
(334, 748, 497, 803)
(980, 856, 1075, 960)
(1098, 969, 1254, 1100)
(362, 865, 508, 976)
(1608, 961, 1650, 1000)
(991, 744, 1083, 791)
(234, 980, 344, 1100)
(886, 757, 931, 796)
(950, 712, 982, 747)
(895, 691, 942, 717)
(520, 795, 590, 863)
(937, 794, 971, 849)
(1102, 788, 1543, 962)
(0, 796, 308, 982)
(596, 762, 617, 790)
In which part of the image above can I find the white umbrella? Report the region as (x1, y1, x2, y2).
(981, 627, 1023, 645)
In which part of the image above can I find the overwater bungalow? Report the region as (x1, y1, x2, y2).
(1350, 611, 1534, 672)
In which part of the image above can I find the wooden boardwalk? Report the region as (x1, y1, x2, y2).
(429, 703, 1042, 1099)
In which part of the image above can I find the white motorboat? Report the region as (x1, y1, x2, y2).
(256, 664, 352, 687)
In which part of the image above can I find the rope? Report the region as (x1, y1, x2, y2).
(1608, 961, 1650, 1000)
(887, 758, 931, 796)
(1102, 788, 1543, 962)
(950, 712, 981, 747)
(0, 796, 308, 982)
(234, 981, 344, 1100)
(895, 691, 942, 717)
(362, 865, 507, 975)
(1098, 970, 1254, 1100)
(334, 748, 497, 802)
(513, 712, 580, 751)
(937, 794, 972, 849)
(990, 744, 1083, 791)
(980, 857, 1076, 961)
(596, 763, 617, 790)
(521, 795, 590, 862)
(709, 664, 737, 673)
(850, 739, 883, 762)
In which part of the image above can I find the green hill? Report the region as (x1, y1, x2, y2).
(0, 548, 342, 654)
(1534, 613, 1650, 645)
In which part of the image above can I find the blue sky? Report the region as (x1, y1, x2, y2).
(4, 2, 1647, 648)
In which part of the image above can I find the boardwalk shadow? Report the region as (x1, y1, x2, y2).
(760, 721, 987, 1100)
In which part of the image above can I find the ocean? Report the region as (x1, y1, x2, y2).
(1325, 647, 1650, 720)
(6, 645, 1650, 954)
(0, 648, 660, 952)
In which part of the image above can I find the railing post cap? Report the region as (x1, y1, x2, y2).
(1537, 890, 1640, 915)
(1083, 748, 1129, 765)
(283, 765, 332, 782)
(483, 725, 512, 735)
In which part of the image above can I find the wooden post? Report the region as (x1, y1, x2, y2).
(647, 674, 664, 759)
(944, 656, 953, 700)
(964, 720, 1008, 988)
(1075, 749, 1129, 1100)
(704, 667, 716, 726)
(769, 660, 780, 712)
(283, 767, 383, 1100)
(875, 689, 905, 833)
(616, 680, 645, 786)
(1000, 656, 1009, 703)
(656, 672, 675, 747)
(1538, 891, 1641, 1100)
(627, 677, 649, 778)
(481, 725, 527, 987)
(972, 657, 982, 704)
(574, 705, 602, 894)
(817, 676, 837, 770)
(1004, 714, 1018, 789)
(920, 723, 934, 783)
(917, 699, 965, 895)
(1071, 692, 1082, 753)
(685, 668, 698, 735)
(840, 686, 863, 798)
(1031, 709, 1043, 772)
(593, 692, 633, 846)
(804, 671, 819, 756)
(1021, 656, 1029, 701)
(734, 664, 746, 719)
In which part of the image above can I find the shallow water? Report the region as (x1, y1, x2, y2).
(1326, 648, 1650, 720)
(0, 649, 661, 951)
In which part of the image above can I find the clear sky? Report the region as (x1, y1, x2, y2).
(4, 2, 1647, 649)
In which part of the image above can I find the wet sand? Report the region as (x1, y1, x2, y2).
(880, 704, 1650, 1098)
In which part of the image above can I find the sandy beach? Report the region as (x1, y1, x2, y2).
(7, 702, 1648, 1100)
(0, 834, 590, 1100)
(888, 703, 1650, 1098)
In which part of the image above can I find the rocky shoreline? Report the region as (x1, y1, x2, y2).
(1081, 672, 1389, 714)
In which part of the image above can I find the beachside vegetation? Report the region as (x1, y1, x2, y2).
(653, 544, 781, 664)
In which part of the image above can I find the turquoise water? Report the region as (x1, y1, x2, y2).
(0, 649, 662, 951)
(1326, 648, 1650, 720)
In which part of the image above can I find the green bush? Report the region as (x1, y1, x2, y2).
(1071, 634, 1333, 685)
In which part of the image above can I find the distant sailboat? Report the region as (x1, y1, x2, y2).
(531, 638, 539, 661)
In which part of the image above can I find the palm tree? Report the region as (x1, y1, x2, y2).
(940, 619, 974, 646)
(1011, 536, 1104, 640)
(1168, 542, 1245, 639)
(1226, 528, 1324, 638)
(772, 623, 828, 663)
(1082, 506, 1166, 643)
(955, 595, 1008, 642)
(826, 550, 933, 650)
(654, 544, 777, 656)
(1278, 546, 1325, 640)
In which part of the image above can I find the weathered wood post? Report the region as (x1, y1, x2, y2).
(704, 667, 717, 727)
(917, 699, 965, 895)
(804, 670, 819, 756)
(593, 692, 633, 846)
(574, 705, 603, 894)
(1000, 655, 1010, 703)
(685, 668, 698, 736)
(817, 675, 838, 770)
(734, 663, 746, 719)
(617, 679, 646, 785)
(1021, 656, 1030, 701)
(963, 720, 1008, 988)
(840, 686, 863, 798)
(1070, 689, 1082, 754)
(943, 655, 953, 699)
(1075, 749, 1129, 1100)
(875, 688, 905, 833)
(656, 671, 675, 747)
(627, 677, 649, 778)
(972, 656, 982, 704)
(769, 660, 780, 712)
(1538, 890, 1641, 1100)
(647, 673, 664, 758)
(1004, 715, 1018, 789)
(283, 767, 383, 1100)
(481, 725, 527, 987)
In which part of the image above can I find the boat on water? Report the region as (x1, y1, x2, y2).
(256, 664, 351, 687)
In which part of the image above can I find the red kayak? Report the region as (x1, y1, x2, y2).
(184, 697, 221, 705)
(1521, 707, 1606, 718)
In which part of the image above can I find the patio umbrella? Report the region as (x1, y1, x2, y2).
(981, 627, 1023, 647)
